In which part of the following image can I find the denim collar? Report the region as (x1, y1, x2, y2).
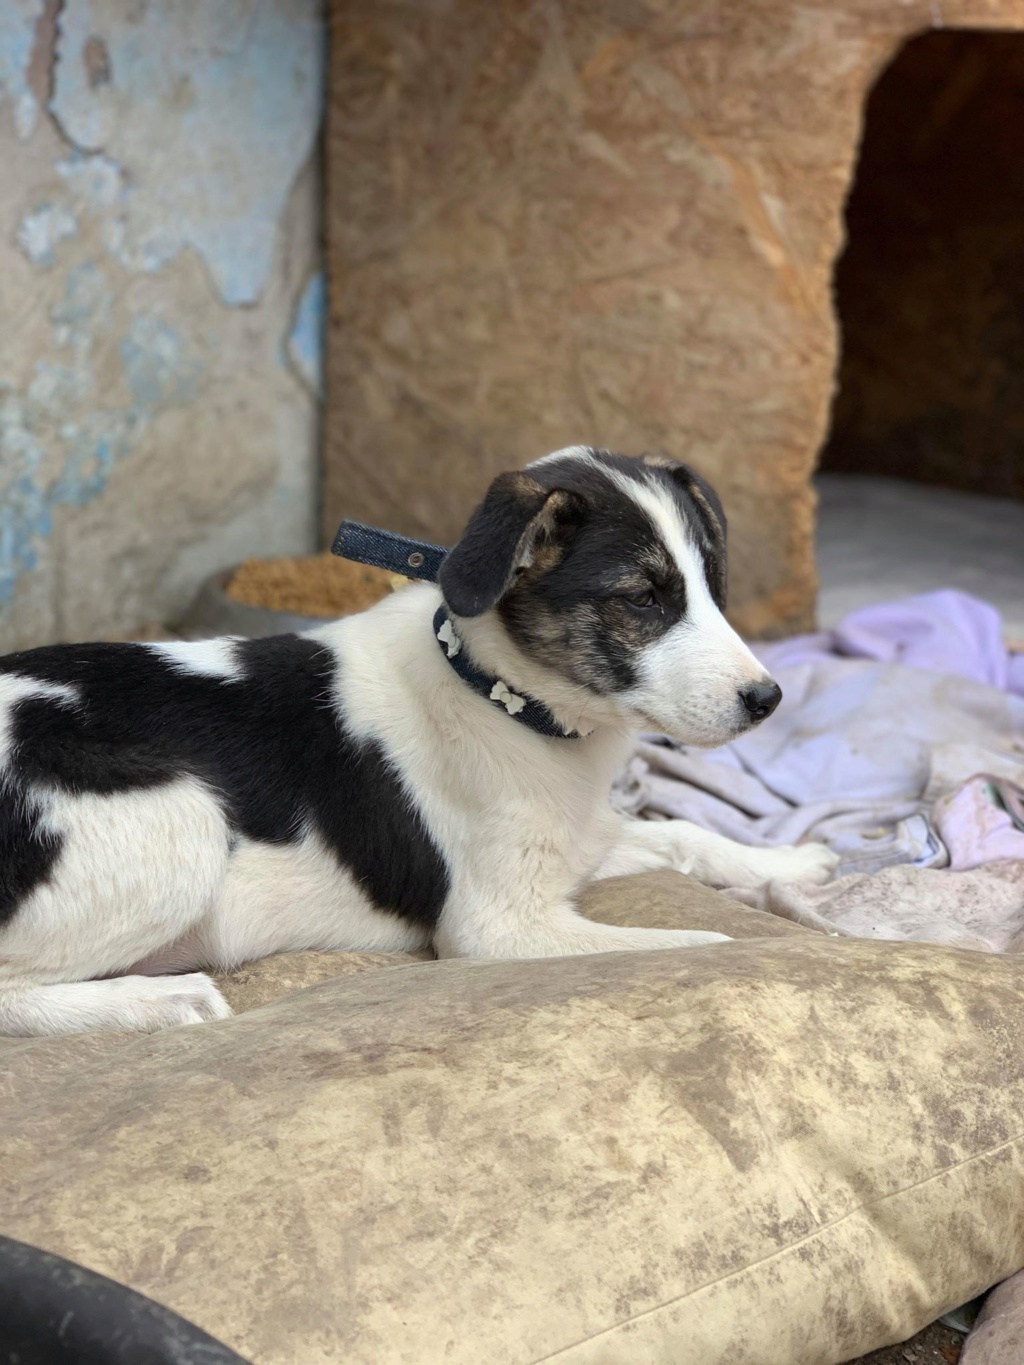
(333, 519, 580, 740)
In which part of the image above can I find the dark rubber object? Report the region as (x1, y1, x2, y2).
(0, 1235, 251, 1364)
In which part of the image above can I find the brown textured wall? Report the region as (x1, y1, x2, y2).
(822, 29, 1024, 501)
(325, 2, 1024, 638)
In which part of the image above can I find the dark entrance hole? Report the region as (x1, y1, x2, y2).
(820, 29, 1024, 499)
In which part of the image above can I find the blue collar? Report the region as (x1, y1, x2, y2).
(332, 519, 580, 740)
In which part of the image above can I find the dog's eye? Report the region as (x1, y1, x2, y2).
(622, 589, 657, 611)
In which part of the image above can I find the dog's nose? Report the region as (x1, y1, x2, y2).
(739, 678, 782, 722)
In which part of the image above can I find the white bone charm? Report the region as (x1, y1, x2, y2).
(490, 680, 526, 715)
(437, 618, 462, 658)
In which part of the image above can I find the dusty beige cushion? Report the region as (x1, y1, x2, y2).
(214, 947, 432, 1014)
(580, 868, 812, 938)
(3, 873, 1023, 1365)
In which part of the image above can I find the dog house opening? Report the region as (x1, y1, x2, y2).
(815, 29, 1024, 635)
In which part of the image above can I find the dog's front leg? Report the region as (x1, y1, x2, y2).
(594, 816, 838, 890)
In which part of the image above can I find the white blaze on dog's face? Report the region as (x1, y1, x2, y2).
(604, 467, 779, 743)
(438, 447, 782, 746)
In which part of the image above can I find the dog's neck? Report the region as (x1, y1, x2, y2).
(329, 519, 638, 740)
(451, 607, 635, 741)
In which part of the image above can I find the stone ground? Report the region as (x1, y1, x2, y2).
(850, 1320, 964, 1363)
(816, 474, 1024, 639)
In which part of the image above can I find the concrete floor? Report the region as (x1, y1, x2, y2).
(815, 475, 1024, 641)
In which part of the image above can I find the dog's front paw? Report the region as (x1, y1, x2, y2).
(782, 843, 841, 885)
(109, 973, 233, 1032)
(729, 842, 839, 890)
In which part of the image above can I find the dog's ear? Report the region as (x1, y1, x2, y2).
(678, 464, 728, 608)
(642, 452, 728, 607)
(439, 471, 582, 617)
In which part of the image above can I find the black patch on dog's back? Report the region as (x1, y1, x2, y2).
(0, 790, 62, 926)
(0, 636, 449, 928)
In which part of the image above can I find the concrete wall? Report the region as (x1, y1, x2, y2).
(324, 0, 1024, 639)
(0, 0, 324, 649)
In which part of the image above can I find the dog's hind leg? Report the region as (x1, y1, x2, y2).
(0, 974, 231, 1036)
(0, 777, 233, 1036)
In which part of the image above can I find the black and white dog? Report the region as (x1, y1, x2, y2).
(0, 447, 837, 1037)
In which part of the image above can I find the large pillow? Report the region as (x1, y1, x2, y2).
(2, 873, 1022, 1365)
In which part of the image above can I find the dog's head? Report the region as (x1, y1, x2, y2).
(438, 446, 781, 746)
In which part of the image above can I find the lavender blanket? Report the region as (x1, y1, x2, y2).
(615, 591, 1024, 951)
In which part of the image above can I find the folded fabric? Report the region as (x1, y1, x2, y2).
(612, 592, 1024, 880)
(833, 811, 949, 878)
(730, 860, 1024, 954)
(615, 664, 1024, 863)
(934, 775, 1024, 872)
(758, 589, 1024, 697)
(608, 591, 1024, 951)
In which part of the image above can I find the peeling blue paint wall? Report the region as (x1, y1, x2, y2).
(0, 0, 323, 646)
(0, 0, 45, 140)
(49, 3, 323, 305)
(288, 270, 325, 398)
(0, 261, 202, 605)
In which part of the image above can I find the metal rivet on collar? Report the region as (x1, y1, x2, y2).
(407, 551, 425, 569)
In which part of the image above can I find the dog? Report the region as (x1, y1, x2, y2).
(0, 447, 837, 1037)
